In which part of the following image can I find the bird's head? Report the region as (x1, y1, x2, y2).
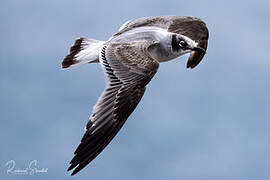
(171, 34, 206, 68)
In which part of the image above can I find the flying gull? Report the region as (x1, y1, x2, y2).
(62, 16, 209, 175)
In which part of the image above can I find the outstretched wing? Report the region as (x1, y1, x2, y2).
(116, 16, 209, 68)
(68, 41, 159, 175)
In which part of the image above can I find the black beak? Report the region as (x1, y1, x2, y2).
(191, 46, 206, 53)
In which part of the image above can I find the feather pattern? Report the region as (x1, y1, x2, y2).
(68, 41, 159, 175)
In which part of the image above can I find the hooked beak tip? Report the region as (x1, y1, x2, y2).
(192, 46, 206, 53)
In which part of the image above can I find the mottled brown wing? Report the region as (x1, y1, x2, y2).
(68, 41, 159, 175)
(116, 16, 209, 68)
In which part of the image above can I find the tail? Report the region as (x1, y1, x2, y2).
(62, 37, 104, 69)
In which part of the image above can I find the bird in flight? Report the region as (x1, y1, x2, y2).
(62, 16, 209, 175)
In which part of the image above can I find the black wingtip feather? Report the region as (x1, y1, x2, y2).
(70, 163, 87, 176)
(68, 162, 80, 176)
(67, 164, 75, 172)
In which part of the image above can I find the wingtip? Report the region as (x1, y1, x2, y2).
(67, 163, 79, 176)
(186, 60, 197, 69)
(186, 49, 207, 69)
(70, 166, 81, 176)
(67, 166, 72, 172)
(71, 171, 77, 176)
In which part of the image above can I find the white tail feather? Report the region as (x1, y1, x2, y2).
(62, 37, 104, 69)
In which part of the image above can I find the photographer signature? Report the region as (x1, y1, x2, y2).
(5, 160, 48, 175)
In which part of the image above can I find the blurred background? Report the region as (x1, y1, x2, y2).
(1, 0, 270, 180)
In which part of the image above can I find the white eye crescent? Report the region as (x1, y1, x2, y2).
(179, 40, 187, 48)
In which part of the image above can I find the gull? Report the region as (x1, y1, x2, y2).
(62, 16, 209, 175)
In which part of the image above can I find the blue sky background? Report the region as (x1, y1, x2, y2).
(1, 0, 270, 180)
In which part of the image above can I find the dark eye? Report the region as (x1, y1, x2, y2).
(179, 40, 187, 48)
